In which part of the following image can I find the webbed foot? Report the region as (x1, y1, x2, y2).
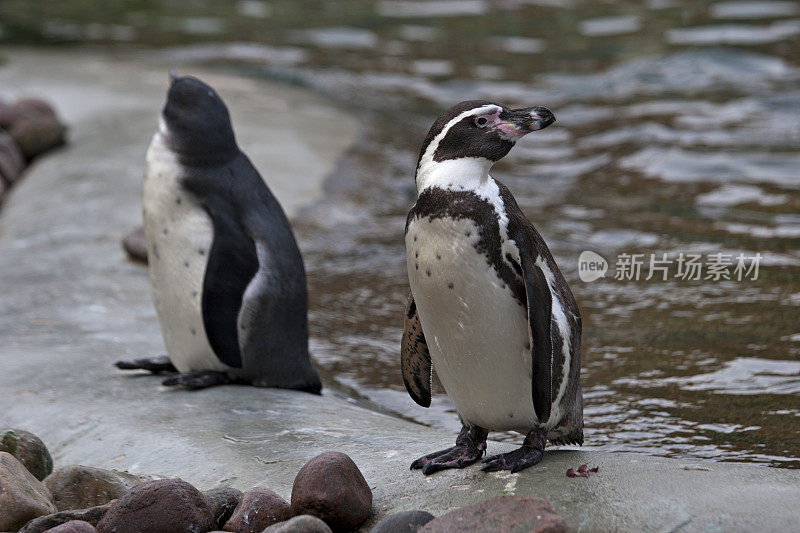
(115, 355, 176, 374)
(162, 371, 233, 390)
(411, 425, 488, 475)
(482, 428, 546, 473)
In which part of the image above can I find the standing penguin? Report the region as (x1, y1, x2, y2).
(402, 101, 582, 474)
(116, 74, 321, 394)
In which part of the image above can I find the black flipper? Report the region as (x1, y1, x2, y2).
(520, 254, 553, 424)
(201, 196, 258, 369)
(401, 292, 433, 407)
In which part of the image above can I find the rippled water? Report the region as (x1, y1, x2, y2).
(2, 0, 798, 467)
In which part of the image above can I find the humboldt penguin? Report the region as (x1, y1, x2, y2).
(116, 74, 321, 394)
(402, 100, 582, 473)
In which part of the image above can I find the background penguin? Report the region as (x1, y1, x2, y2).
(116, 74, 321, 393)
(402, 100, 583, 474)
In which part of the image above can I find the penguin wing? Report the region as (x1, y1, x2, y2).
(200, 195, 259, 368)
(520, 253, 554, 423)
(401, 292, 433, 407)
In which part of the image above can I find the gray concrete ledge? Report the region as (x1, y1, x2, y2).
(1, 49, 798, 532)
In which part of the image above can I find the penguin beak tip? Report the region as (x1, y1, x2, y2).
(529, 106, 556, 131)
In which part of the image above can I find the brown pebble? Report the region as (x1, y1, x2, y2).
(222, 487, 291, 533)
(291, 451, 372, 532)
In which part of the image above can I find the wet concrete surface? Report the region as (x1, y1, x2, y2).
(1, 49, 799, 532)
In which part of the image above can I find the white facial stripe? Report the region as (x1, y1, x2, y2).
(419, 104, 501, 167)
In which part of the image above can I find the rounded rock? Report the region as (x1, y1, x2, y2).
(121, 225, 148, 264)
(44, 520, 96, 533)
(44, 465, 146, 511)
(0, 451, 57, 531)
(9, 114, 66, 160)
(290, 451, 372, 532)
(222, 487, 291, 533)
(202, 486, 243, 529)
(95, 478, 215, 533)
(19, 501, 116, 533)
(0, 429, 53, 481)
(419, 496, 567, 533)
(370, 510, 435, 533)
(0, 98, 58, 129)
(13, 98, 59, 118)
(263, 515, 333, 533)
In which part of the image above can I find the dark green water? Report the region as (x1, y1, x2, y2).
(2, 0, 798, 467)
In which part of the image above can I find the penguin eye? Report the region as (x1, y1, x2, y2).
(475, 116, 488, 127)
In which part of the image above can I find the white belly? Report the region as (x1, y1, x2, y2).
(406, 216, 536, 432)
(142, 133, 229, 373)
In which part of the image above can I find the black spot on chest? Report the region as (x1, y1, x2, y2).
(406, 186, 525, 306)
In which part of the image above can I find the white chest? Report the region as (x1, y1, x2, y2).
(406, 215, 537, 432)
(142, 133, 229, 372)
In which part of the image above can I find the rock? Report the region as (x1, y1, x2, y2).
(19, 501, 115, 533)
(0, 98, 58, 130)
(222, 487, 291, 533)
(203, 487, 242, 529)
(8, 114, 66, 160)
(419, 496, 567, 533)
(44, 465, 147, 511)
(121, 226, 148, 264)
(12, 98, 59, 119)
(263, 515, 333, 533)
(0, 451, 57, 531)
(0, 133, 25, 185)
(44, 520, 96, 533)
(370, 510, 435, 533)
(0, 429, 52, 481)
(291, 452, 372, 532)
(95, 478, 215, 533)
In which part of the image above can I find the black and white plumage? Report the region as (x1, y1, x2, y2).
(116, 74, 321, 394)
(402, 100, 583, 474)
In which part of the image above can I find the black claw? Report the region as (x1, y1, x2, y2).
(161, 371, 231, 390)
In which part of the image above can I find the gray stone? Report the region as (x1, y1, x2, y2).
(419, 496, 567, 533)
(43, 520, 96, 533)
(19, 501, 115, 533)
(0, 452, 57, 531)
(370, 510, 434, 533)
(95, 478, 215, 533)
(0, 429, 53, 481)
(203, 487, 243, 529)
(121, 225, 147, 264)
(44, 465, 146, 511)
(291, 452, 372, 532)
(263, 515, 333, 533)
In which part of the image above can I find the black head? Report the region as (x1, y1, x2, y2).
(418, 100, 555, 166)
(160, 74, 238, 165)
